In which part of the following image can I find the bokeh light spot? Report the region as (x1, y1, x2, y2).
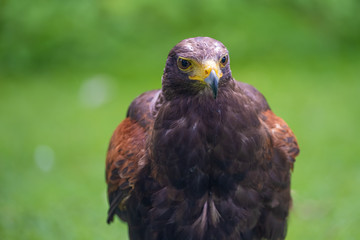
(34, 145, 55, 172)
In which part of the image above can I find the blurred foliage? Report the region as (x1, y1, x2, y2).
(1, 0, 359, 73)
(1, 0, 360, 240)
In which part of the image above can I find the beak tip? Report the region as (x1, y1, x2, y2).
(213, 89, 218, 99)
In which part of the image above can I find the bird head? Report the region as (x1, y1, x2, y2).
(162, 37, 232, 99)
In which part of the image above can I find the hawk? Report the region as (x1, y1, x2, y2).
(105, 37, 299, 240)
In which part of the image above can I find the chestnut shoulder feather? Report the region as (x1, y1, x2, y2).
(106, 90, 162, 223)
(235, 80, 299, 168)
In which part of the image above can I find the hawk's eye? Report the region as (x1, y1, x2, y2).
(220, 55, 228, 67)
(177, 57, 192, 70)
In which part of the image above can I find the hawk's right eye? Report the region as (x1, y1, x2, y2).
(220, 55, 228, 67)
(177, 57, 192, 70)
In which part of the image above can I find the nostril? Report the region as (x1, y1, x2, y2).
(205, 70, 209, 75)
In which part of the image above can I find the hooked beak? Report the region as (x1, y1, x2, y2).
(187, 60, 222, 99)
(204, 70, 219, 99)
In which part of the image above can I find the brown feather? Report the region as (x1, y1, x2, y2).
(106, 90, 162, 223)
(106, 117, 147, 222)
(261, 110, 300, 169)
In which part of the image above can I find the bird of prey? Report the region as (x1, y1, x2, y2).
(105, 37, 299, 240)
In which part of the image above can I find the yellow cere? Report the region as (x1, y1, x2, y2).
(188, 59, 223, 82)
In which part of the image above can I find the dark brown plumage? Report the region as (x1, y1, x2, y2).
(106, 37, 299, 240)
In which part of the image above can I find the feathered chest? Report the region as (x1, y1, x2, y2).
(150, 93, 268, 190)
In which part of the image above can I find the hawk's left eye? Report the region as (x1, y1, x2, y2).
(220, 55, 228, 67)
(177, 57, 192, 71)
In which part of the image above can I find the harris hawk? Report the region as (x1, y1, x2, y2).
(105, 37, 299, 240)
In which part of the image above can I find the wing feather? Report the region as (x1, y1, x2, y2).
(261, 110, 299, 169)
(235, 80, 299, 168)
(235, 80, 299, 238)
(106, 90, 162, 223)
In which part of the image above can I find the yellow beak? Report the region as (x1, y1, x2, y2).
(188, 60, 223, 82)
(188, 60, 222, 99)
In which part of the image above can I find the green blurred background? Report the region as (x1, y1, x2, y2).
(1, 0, 360, 239)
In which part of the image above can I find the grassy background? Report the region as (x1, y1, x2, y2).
(1, 0, 360, 239)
